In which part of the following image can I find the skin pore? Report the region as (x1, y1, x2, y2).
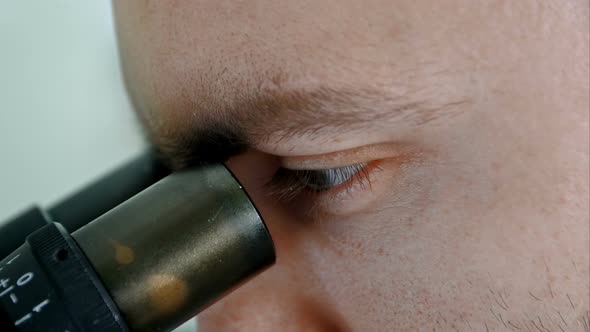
(113, 1, 589, 331)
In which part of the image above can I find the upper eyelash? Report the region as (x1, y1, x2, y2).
(305, 163, 368, 191)
(265, 163, 372, 201)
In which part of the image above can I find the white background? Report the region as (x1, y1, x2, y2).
(0, 1, 197, 331)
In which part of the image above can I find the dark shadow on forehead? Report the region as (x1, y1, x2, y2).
(153, 121, 248, 169)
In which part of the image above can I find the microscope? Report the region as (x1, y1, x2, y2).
(0, 151, 275, 332)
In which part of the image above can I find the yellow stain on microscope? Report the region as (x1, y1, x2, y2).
(147, 274, 189, 313)
(113, 241, 135, 265)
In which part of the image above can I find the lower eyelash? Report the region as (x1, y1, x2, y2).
(265, 162, 377, 201)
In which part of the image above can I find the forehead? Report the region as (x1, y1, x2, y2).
(112, 1, 536, 144)
(116, 0, 445, 69)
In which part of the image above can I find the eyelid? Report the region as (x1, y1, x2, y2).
(266, 162, 373, 199)
(280, 143, 410, 170)
(264, 143, 426, 217)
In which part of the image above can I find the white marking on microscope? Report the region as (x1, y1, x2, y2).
(15, 313, 32, 326)
(17, 272, 34, 286)
(10, 293, 17, 303)
(6, 254, 20, 265)
(33, 299, 50, 312)
(0, 285, 14, 297)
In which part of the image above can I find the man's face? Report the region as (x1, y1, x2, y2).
(113, 1, 589, 331)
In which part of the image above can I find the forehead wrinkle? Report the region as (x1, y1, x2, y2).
(235, 85, 471, 145)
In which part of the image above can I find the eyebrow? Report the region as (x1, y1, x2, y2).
(149, 85, 470, 169)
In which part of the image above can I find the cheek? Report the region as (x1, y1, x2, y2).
(302, 159, 472, 327)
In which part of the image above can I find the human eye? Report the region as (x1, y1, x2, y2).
(266, 162, 378, 200)
(264, 153, 395, 218)
(254, 143, 419, 216)
(223, 143, 420, 217)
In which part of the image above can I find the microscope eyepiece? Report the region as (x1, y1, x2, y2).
(0, 164, 275, 332)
